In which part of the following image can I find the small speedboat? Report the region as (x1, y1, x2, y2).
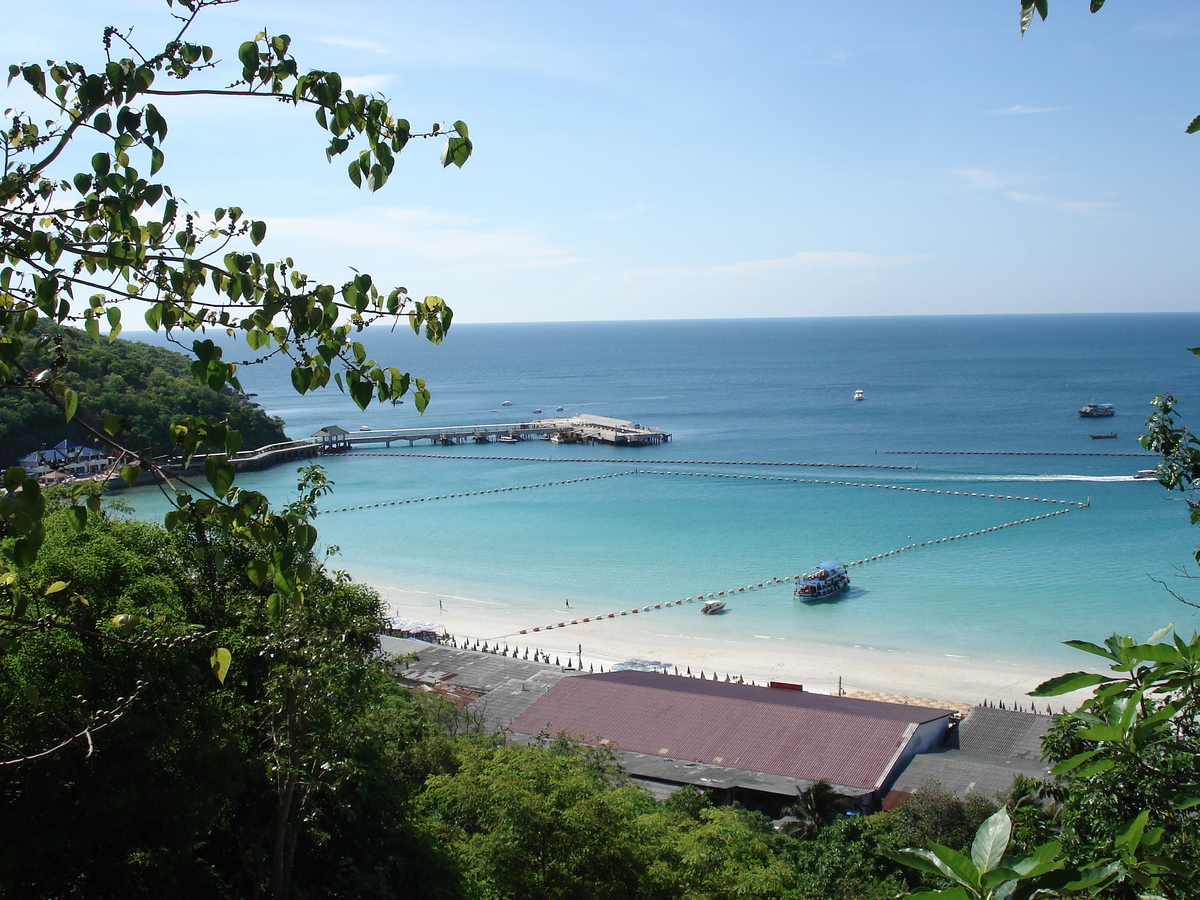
(701, 599, 726, 614)
(533, 408, 543, 414)
(1134, 470, 1159, 480)
(501, 400, 512, 406)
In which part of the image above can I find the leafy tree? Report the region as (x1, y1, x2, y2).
(0, 322, 287, 463)
(0, 497, 465, 899)
(1, 0, 469, 649)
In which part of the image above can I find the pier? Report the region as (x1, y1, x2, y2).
(142, 414, 670, 482)
(321, 414, 670, 449)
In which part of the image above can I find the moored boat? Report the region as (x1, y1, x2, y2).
(794, 561, 850, 601)
(1090, 433, 1117, 439)
(1079, 402, 1115, 417)
(701, 599, 726, 614)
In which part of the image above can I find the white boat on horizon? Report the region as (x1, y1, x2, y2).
(853, 389, 864, 401)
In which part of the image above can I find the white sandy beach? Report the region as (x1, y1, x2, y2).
(375, 582, 1101, 713)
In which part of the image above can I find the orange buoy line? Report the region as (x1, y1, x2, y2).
(353, 452, 916, 470)
(879, 449, 1154, 458)
(508, 479, 1089, 635)
(317, 470, 638, 515)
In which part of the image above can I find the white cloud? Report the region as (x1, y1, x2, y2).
(953, 168, 1022, 190)
(262, 207, 587, 272)
(341, 74, 392, 93)
(316, 36, 390, 54)
(991, 104, 1064, 116)
(1007, 191, 1118, 217)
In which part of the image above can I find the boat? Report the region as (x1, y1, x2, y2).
(1079, 402, 1115, 417)
(501, 400, 512, 406)
(533, 408, 543, 414)
(701, 599, 726, 614)
(794, 561, 850, 601)
(498, 435, 519, 443)
(556, 406, 565, 411)
(853, 389, 864, 401)
(358, 425, 371, 432)
(1090, 433, 1118, 439)
(1134, 470, 1159, 480)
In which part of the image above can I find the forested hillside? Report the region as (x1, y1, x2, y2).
(0, 325, 287, 463)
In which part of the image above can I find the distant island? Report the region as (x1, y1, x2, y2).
(0, 325, 287, 466)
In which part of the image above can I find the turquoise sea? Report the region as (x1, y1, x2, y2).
(126, 314, 1200, 671)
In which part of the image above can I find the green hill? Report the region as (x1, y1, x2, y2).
(1, 326, 288, 464)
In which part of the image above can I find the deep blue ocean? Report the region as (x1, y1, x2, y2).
(127, 313, 1200, 670)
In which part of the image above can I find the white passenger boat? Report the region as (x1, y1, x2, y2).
(795, 561, 850, 601)
(854, 389, 864, 401)
(701, 599, 726, 614)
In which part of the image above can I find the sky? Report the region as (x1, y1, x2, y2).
(2, 1, 1198, 324)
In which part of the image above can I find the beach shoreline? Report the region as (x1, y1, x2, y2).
(374, 581, 1099, 712)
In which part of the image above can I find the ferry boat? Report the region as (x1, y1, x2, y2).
(853, 389, 864, 401)
(1079, 402, 1115, 417)
(794, 561, 850, 601)
(701, 599, 726, 614)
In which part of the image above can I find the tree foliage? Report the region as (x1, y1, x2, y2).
(0, 322, 286, 463)
(1, 0, 469, 662)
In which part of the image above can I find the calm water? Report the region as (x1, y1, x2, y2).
(126, 314, 1200, 669)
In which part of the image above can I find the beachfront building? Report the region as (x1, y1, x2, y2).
(507, 670, 952, 814)
(383, 636, 954, 814)
(15, 440, 109, 480)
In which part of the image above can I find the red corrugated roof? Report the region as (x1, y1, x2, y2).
(508, 671, 949, 790)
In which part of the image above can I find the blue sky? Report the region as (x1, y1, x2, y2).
(3, 1, 1198, 324)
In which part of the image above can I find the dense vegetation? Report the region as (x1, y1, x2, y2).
(0, 324, 287, 463)
(1, 3, 1196, 898)
(0, 499, 1009, 899)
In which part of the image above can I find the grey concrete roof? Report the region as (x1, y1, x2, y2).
(888, 707, 1057, 800)
(889, 749, 1050, 800)
(952, 706, 1056, 761)
(379, 636, 580, 732)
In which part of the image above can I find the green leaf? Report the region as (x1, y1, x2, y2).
(210, 647, 232, 684)
(290, 366, 313, 393)
(246, 558, 269, 586)
(120, 465, 141, 486)
(1187, 114, 1200, 135)
(349, 378, 373, 410)
(103, 414, 124, 436)
(925, 842, 981, 890)
(250, 220, 266, 245)
(203, 456, 235, 498)
(1030, 670, 1111, 696)
(1049, 748, 1100, 776)
(63, 388, 78, 422)
(1114, 811, 1149, 850)
(44, 580, 69, 595)
(65, 505, 87, 533)
(971, 807, 1011, 873)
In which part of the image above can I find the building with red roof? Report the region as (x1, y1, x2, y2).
(508, 670, 951, 812)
